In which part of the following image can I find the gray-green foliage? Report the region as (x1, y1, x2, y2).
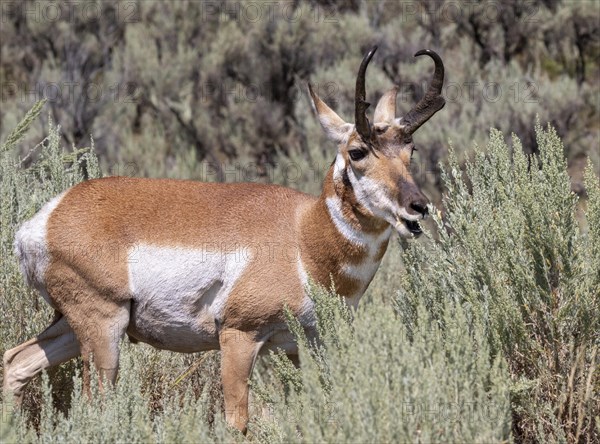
(252, 286, 512, 443)
(0, 100, 47, 155)
(397, 121, 600, 442)
(1, 1, 597, 200)
(2, 345, 233, 444)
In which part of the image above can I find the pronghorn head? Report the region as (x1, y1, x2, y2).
(309, 46, 445, 238)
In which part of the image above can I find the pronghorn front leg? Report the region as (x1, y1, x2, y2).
(219, 328, 259, 434)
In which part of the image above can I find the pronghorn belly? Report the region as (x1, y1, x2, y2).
(260, 328, 302, 355)
(126, 244, 250, 352)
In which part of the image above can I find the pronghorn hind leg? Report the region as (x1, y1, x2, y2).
(44, 263, 132, 396)
(219, 328, 260, 434)
(2, 315, 80, 403)
(65, 301, 131, 394)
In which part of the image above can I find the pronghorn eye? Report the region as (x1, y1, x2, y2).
(348, 149, 367, 161)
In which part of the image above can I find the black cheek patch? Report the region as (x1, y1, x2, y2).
(342, 168, 352, 188)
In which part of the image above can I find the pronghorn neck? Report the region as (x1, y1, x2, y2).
(298, 160, 392, 300)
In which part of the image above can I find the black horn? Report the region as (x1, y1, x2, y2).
(355, 46, 378, 141)
(402, 49, 445, 135)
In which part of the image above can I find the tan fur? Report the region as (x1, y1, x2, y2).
(4, 73, 437, 433)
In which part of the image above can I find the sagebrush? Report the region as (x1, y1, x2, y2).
(0, 104, 598, 443)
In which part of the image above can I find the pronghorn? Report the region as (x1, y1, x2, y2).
(3, 46, 445, 432)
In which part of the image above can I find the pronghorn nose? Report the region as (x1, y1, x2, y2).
(410, 199, 429, 217)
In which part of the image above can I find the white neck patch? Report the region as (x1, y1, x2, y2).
(325, 195, 369, 247)
(325, 194, 392, 254)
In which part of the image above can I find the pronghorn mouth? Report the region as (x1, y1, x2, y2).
(396, 217, 423, 236)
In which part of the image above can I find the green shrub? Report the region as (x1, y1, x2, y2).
(397, 121, 599, 442)
(252, 285, 512, 442)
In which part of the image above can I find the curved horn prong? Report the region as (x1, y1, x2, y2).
(355, 46, 378, 141)
(402, 49, 445, 135)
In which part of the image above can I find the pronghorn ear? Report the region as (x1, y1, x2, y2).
(373, 86, 398, 124)
(308, 83, 353, 144)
